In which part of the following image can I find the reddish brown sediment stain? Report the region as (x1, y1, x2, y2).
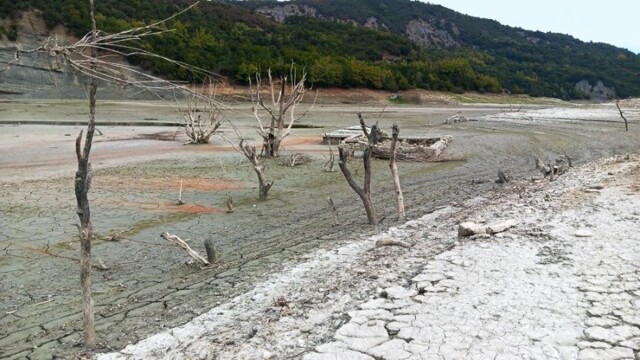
(280, 136, 323, 146)
(156, 203, 223, 214)
(105, 199, 223, 214)
(96, 177, 243, 191)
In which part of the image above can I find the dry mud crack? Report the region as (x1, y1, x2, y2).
(96, 156, 640, 359)
(2, 102, 640, 359)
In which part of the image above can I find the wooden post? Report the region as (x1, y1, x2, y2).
(327, 196, 339, 225)
(177, 179, 184, 205)
(204, 237, 218, 264)
(389, 124, 405, 222)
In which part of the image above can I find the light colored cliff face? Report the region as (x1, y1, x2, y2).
(404, 19, 460, 49)
(575, 80, 616, 100)
(363, 16, 389, 32)
(0, 11, 167, 99)
(255, 4, 387, 31)
(255, 4, 465, 49)
(256, 4, 319, 23)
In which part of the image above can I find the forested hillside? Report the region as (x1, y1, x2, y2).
(1, 0, 639, 99)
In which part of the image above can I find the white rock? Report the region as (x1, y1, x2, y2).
(458, 222, 487, 237)
(578, 347, 634, 360)
(336, 320, 388, 338)
(486, 219, 517, 234)
(384, 286, 418, 300)
(366, 339, 413, 360)
(575, 229, 593, 238)
(412, 272, 446, 283)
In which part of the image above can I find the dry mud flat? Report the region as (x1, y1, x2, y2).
(103, 154, 640, 360)
(0, 100, 638, 359)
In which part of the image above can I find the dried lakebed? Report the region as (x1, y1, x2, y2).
(0, 101, 638, 359)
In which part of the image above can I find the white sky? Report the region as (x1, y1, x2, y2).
(422, 1, 639, 53)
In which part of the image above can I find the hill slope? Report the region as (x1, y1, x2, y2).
(1, 0, 639, 99)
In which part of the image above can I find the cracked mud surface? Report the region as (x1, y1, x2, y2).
(101, 156, 640, 360)
(1, 100, 639, 359)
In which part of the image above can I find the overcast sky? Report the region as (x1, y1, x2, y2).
(423, 0, 639, 53)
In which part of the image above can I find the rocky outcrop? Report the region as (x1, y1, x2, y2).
(363, 16, 389, 32)
(0, 11, 169, 99)
(256, 4, 385, 30)
(255, 4, 319, 23)
(575, 80, 616, 101)
(404, 19, 460, 49)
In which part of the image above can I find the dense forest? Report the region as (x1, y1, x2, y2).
(1, 0, 639, 99)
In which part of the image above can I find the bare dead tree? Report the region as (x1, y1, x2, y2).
(181, 80, 223, 144)
(73, 0, 98, 348)
(337, 113, 378, 225)
(615, 100, 629, 132)
(389, 124, 405, 222)
(240, 139, 273, 201)
(7, 1, 218, 349)
(250, 66, 316, 157)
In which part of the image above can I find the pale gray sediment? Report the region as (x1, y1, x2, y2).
(0, 102, 638, 359)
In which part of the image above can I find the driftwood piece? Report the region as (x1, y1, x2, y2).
(375, 239, 412, 249)
(161, 232, 210, 266)
(458, 220, 517, 237)
(430, 136, 452, 158)
(280, 152, 312, 167)
(204, 237, 218, 264)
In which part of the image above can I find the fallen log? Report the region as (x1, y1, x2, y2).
(161, 231, 210, 266)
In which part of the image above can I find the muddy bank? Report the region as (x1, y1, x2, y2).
(0, 101, 638, 359)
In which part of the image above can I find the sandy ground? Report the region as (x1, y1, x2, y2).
(1, 99, 639, 359)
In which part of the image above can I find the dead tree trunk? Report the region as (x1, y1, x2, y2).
(389, 124, 405, 222)
(327, 196, 339, 225)
(75, 0, 97, 348)
(240, 140, 273, 201)
(250, 66, 315, 157)
(616, 100, 629, 132)
(337, 113, 378, 225)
